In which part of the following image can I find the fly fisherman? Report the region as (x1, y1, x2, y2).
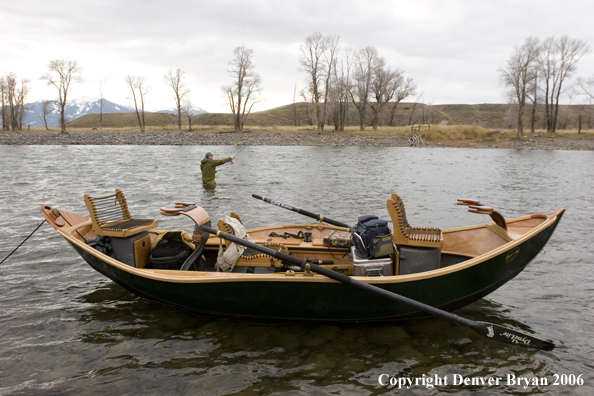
(200, 152, 235, 187)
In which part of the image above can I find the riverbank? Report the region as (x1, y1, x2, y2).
(2, 127, 594, 150)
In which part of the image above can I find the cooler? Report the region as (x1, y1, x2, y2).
(350, 246, 394, 276)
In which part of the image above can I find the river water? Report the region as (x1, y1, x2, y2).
(0, 145, 593, 395)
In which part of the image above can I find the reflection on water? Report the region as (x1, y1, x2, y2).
(0, 145, 593, 395)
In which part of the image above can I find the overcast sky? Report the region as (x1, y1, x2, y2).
(3, 0, 594, 113)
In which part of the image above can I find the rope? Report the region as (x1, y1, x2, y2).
(0, 220, 46, 265)
(268, 231, 304, 240)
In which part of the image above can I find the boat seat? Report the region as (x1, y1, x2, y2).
(84, 189, 158, 238)
(386, 193, 443, 248)
(217, 218, 287, 268)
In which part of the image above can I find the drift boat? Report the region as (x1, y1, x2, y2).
(41, 189, 564, 326)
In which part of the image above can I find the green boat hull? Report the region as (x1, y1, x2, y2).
(68, 212, 563, 322)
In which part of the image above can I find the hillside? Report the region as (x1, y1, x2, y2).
(68, 112, 181, 128)
(67, 102, 594, 131)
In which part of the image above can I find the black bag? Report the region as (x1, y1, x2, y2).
(86, 235, 114, 257)
(148, 232, 192, 270)
(352, 215, 394, 259)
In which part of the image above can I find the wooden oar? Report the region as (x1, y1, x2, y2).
(252, 194, 351, 229)
(201, 225, 554, 349)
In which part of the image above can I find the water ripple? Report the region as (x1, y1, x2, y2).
(1, 146, 593, 395)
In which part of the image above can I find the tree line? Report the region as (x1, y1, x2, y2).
(2, 33, 593, 135)
(298, 32, 416, 133)
(0, 73, 30, 132)
(500, 36, 591, 137)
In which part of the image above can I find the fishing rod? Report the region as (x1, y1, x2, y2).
(229, 146, 247, 164)
(252, 194, 351, 229)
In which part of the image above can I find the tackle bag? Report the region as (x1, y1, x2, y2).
(323, 230, 352, 248)
(352, 215, 394, 259)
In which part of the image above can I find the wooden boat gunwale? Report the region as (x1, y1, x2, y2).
(49, 207, 565, 285)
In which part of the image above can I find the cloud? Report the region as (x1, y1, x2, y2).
(3, 0, 594, 112)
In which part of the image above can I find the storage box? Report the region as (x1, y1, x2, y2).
(111, 231, 151, 268)
(351, 246, 394, 276)
(397, 245, 441, 275)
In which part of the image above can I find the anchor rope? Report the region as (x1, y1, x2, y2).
(0, 220, 46, 265)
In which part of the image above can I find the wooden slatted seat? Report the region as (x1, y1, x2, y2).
(84, 189, 157, 238)
(386, 193, 443, 248)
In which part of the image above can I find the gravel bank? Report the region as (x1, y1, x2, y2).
(2, 130, 593, 150)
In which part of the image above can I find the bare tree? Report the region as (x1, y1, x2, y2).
(299, 32, 339, 133)
(99, 80, 105, 133)
(293, 83, 299, 126)
(577, 77, 594, 131)
(578, 76, 594, 101)
(300, 32, 325, 132)
(7, 74, 19, 131)
(408, 92, 424, 126)
(40, 59, 82, 134)
(388, 76, 416, 126)
(350, 47, 380, 130)
(420, 99, 437, 125)
(370, 60, 409, 130)
(125, 75, 150, 132)
(15, 79, 30, 131)
(181, 98, 194, 131)
(321, 36, 339, 132)
(330, 48, 353, 131)
(36, 100, 55, 130)
(538, 36, 590, 132)
(525, 71, 541, 133)
(164, 68, 190, 132)
(0, 77, 7, 131)
(300, 87, 314, 125)
(2, 74, 16, 131)
(2, 72, 30, 132)
(500, 37, 540, 137)
(223, 46, 262, 132)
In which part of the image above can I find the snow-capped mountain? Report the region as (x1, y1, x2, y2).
(22, 99, 135, 127)
(22, 99, 208, 127)
(156, 106, 208, 116)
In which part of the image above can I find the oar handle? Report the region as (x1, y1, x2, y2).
(252, 194, 351, 229)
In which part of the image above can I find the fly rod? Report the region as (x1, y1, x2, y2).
(252, 194, 351, 229)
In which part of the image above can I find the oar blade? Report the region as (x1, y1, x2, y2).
(472, 321, 554, 350)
